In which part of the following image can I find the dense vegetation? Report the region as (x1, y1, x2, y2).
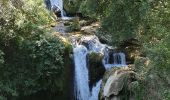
(98, 0, 170, 99)
(0, 0, 170, 100)
(65, 0, 170, 99)
(0, 0, 69, 99)
(100, 0, 170, 99)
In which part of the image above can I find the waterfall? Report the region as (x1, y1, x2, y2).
(113, 53, 126, 65)
(73, 44, 102, 100)
(50, 1, 128, 97)
(50, 0, 64, 16)
(73, 35, 127, 100)
(80, 35, 127, 69)
(89, 80, 102, 100)
(80, 36, 107, 53)
(50, 0, 73, 20)
(73, 45, 90, 100)
(51, 7, 127, 98)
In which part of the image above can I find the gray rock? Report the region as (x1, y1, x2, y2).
(100, 67, 136, 100)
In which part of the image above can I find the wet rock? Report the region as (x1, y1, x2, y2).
(88, 52, 105, 90)
(100, 67, 136, 100)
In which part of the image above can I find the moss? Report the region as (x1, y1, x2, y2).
(88, 52, 105, 89)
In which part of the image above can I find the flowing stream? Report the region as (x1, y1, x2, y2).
(73, 35, 127, 100)
(47, 0, 127, 100)
(73, 45, 90, 100)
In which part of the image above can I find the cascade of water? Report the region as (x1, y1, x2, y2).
(113, 53, 126, 65)
(51, 1, 127, 98)
(50, 0, 64, 16)
(79, 35, 127, 69)
(72, 35, 127, 100)
(119, 53, 126, 65)
(80, 36, 108, 54)
(73, 42, 103, 100)
(50, 0, 73, 20)
(104, 52, 127, 69)
(89, 80, 102, 100)
(73, 45, 90, 100)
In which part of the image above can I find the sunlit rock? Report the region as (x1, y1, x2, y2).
(100, 67, 136, 100)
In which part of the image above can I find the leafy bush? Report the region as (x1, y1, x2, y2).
(64, 0, 110, 19)
(0, 0, 67, 99)
(100, 0, 144, 45)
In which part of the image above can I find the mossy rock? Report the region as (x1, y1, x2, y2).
(88, 52, 105, 90)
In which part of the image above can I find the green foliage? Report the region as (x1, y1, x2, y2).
(88, 52, 105, 87)
(101, 0, 145, 45)
(0, 0, 66, 99)
(79, 0, 112, 19)
(79, 0, 98, 19)
(16, 32, 65, 95)
(164, 90, 170, 100)
(64, 0, 83, 14)
(64, 0, 110, 19)
(0, 0, 53, 43)
(98, 0, 170, 99)
(0, 95, 7, 100)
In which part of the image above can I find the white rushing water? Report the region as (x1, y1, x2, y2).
(50, 0, 64, 16)
(73, 45, 90, 100)
(113, 53, 126, 65)
(104, 52, 127, 69)
(50, 0, 73, 20)
(89, 80, 102, 100)
(73, 44, 102, 100)
(80, 36, 108, 54)
(73, 35, 127, 100)
(80, 35, 127, 69)
(50, 1, 127, 99)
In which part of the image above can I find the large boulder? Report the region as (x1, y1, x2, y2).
(88, 52, 106, 90)
(100, 67, 136, 100)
